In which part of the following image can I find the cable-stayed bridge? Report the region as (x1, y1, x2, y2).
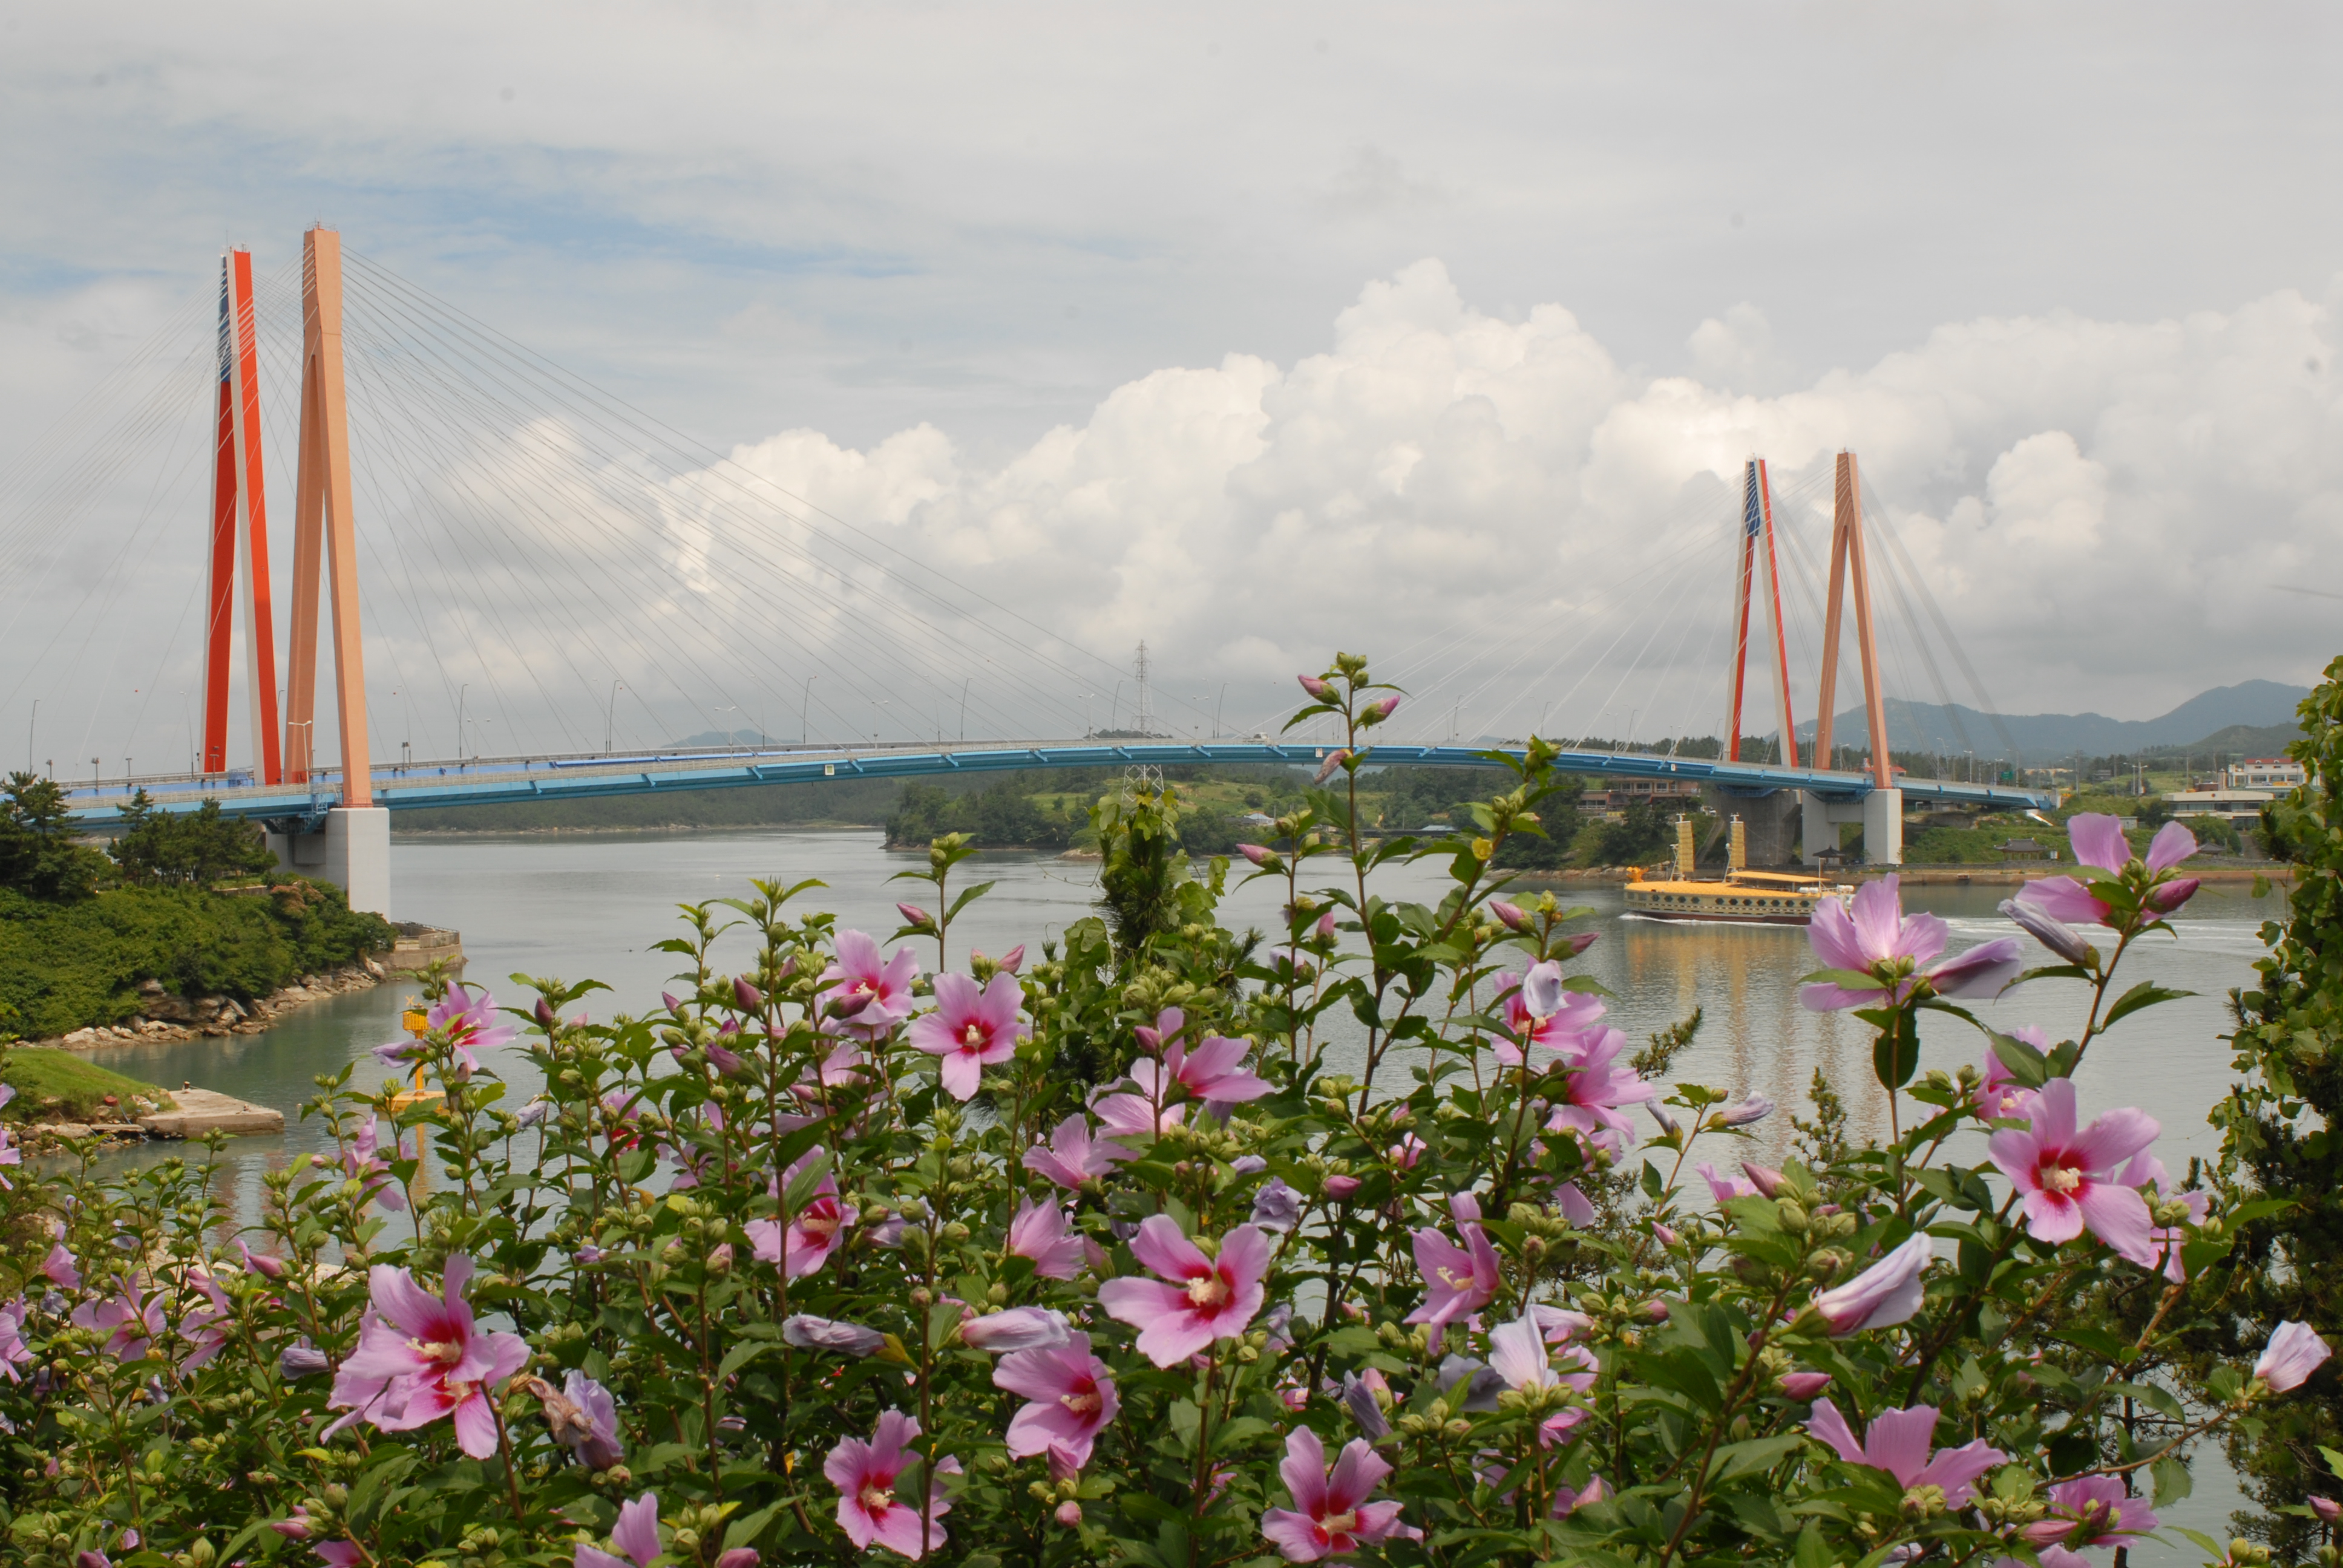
(3, 230, 2052, 914)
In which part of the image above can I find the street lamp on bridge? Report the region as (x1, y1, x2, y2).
(605, 681, 624, 755)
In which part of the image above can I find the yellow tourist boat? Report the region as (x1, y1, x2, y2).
(1620, 817, 1842, 926)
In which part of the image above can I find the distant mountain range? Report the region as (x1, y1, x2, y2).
(1793, 680, 2309, 762)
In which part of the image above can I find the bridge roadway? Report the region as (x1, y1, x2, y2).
(59, 739, 2056, 829)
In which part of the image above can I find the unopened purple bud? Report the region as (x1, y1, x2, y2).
(516, 1099, 552, 1129)
(534, 996, 557, 1028)
(661, 991, 684, 1014)
(1054, 1500, 1083, 1527)
(896, 902, 932, 929)
(1719, 1094, 1774, 1128)
(2313, 1497, 2343, 1524)
(1652, 1222, 1680, 1248)
(1324, 1174, 1362, 1201)
(716, 1552, 762, 1568)
(705, 1042, 744, 1077)
(1780, 1371, 1832, 1400)
(1365, 695, 1401, 724)
(1641, 1298, 1671, 1322)
(1298, 674, 1332, 701)
(1650, 1105, 1682, 1139)
(733, 975, 764, 1010)
(1742, 1162, 1788, 1198)
(1565, 931, 1599, 956)
(782, 1314, 887, 1356)
(2149, 877, 2201, 914)
(998, 944, 1026, 973)
(1230, 1154, 1267, 1174)
(1313, 748, 1352, 785)
(279, 1345, 331, 1379)
(1489, 900, 1527, 931)
(1315, 910, 1336, 940)
(1999, 897, 2094, 965)
(1239, 843, 1279, 869)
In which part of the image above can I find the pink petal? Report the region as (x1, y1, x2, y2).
(1924, 938, 2024, 999)
(2069, 814, 2132, 874)
(2017, 876, 2113, 926)
(1848, 877, 1904, 963)
(1129, 1215, 1207, 1281)
(2146, 820, 2198, 873)
(2020, 1187, 2086, 1245)
(1323, 1437, 1392, 1514)
(1806, 897, 1869, 972)
(2069, 1105, 2161, 1177)
(2075, 1181, 2157, 1267)
(2032, 1077, 2081, 1149)
(1260, 1508, 1331, 1562)
(1278, 1425, 1329, 1515)
(1217, 1223, 1273, 1295)
(938, 1050, 981, 1101)
(451, 1390, 502, 1458)
(1805, 1398, 1867, 1465)
(1856, 1405, 1939, 1486)
(1913, 1439, 2008, 1506)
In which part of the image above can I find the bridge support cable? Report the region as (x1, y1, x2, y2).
(335, 252, 1171, 746)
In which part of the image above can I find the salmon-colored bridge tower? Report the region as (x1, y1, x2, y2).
(196, 229, 385, 909)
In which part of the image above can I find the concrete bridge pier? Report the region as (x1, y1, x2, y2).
(1800, 788, 1902, 867)
(1702, 786, 1803, 866)
(264, 807, 390, 916)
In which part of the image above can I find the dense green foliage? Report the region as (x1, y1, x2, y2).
(2211, 652, 2343, 1553)
(0, 774, 110, 903)
(888, 780, 1086, 852)
(0, 880, 395, 1039)
(106, 792, 277, 886)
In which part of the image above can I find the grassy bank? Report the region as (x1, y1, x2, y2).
(0, 880, 394, 1040)
(0, 1048, 172, 1121)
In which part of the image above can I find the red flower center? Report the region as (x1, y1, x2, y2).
(1060, 1385, 1103, 1417)
(1320, 1510, 1358, 1538)
(798, 1209, 839, 1242)
(961, 1022, 988, 1048)
(1185, 1271, 1233, 1310)
(416, 1337, 465, 1365)
(2039, 1161, 2084, 1197)
(859, 1478, 896, 1513)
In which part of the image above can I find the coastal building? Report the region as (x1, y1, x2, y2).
(2226, 758, 2306, 790)
(2163, 788, 2275, 828)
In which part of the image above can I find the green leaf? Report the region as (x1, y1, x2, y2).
(1873, 1019, 1921, 1091)
(945, 880, 997, 921)
(782, 1150, 833, 1214)
(1792, 1520, 1838, 1568)
(2101, 981, 2196, 1033)
(1987, 1030, 2050, 1088)
(2151, 1454, 2194, 1508)
(724, 1501, 788, 1550)
(1323, 1325, 1381, 1356)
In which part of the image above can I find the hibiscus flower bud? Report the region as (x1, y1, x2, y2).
(1489, 900, 1528, 931)
(534, 997, 558, 1028)
(1314, 749, 1352, 784)
(1298, 674, 1332, 700)
(1362, 694, 1401, 725)
(896, 903, 933, 930)
(732, 976, 764, 1010)
(1742, 1162, 1789, 1198)
(1055, 1501, 1084, 1527)
(1238, 843, 1282, 871)
(1324, 1174, 1362, 1201)
(2149, 877, 2201, 914)
(2311, 1497, 2342, 1523)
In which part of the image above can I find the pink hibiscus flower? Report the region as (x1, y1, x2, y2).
(1487, 1313, 1598, 1446)
(2018, 815, 2201, 927)
(1405, 1194, 1501, 1328)
(994, 1331, 1120, 1466)
(2022, 1474, 2158, 1550)
(746, 1148, 854, 1278)
(908, 972, 1029, 1100)
(1260, 1426, 1417, 1561)
(1097, 1217, 1270, 1367)
(342, 1119, 408, 1212)
(1093, 1091, 1185, 1145)
(1008, 1197, 1087, 1281)
(0, 1298, 30, 1382)
(1541, 1027, 1657, 1153)
(1698, 1162, 1759, 1203)
(825, 1410, 958, 1560)
(1807, 1399, 2005, 1506)
(429, 986, 520, 1077)
(1022, 1114, 1136, 1189)
(816, 931, 920, 1039)
(325, 1254, 529, 1458)
(71, 1284, 165, 1361)
(1491, 970, 1609, 1066)
(574, 1491, 662, 1568)
(1801, 876, 2024, 1010)
(1985, 1078, 2160, 1267)
(1127, 1033, 1274, 1111)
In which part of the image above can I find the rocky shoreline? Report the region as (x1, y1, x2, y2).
(33, 961, 390, 1052)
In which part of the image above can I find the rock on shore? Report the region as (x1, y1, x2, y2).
(35, 960, 389, 1051)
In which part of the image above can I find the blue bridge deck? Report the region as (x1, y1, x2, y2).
(61, 740, 2056, 829)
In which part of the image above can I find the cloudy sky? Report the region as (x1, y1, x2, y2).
(5, 4, 2342, 769)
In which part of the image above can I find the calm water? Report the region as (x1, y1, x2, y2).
(79, 831, 2280, 1549)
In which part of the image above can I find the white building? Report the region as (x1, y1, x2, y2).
(2225, 757, 2306, 790)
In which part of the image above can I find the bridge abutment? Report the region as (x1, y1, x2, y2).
(266, 806, 390, 916)
(1799, 788, 1902, 867)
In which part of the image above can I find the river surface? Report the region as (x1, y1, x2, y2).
(80, 830, 2282, 1550)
